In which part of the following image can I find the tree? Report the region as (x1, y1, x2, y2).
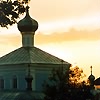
(43, 66, 94, 100)
(0, 0, 30, 28)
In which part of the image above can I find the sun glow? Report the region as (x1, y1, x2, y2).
(0, 0, 100, 78)
(37, 40, 100, 78)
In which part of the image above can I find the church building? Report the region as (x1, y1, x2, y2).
(0, 5, 71, 100)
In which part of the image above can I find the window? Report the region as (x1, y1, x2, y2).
(0, 76, 4, 89)
(12, 75, 17, 89)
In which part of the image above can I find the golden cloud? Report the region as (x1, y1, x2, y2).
(0, 28, 100, 46)
(35, 28, 100, 44)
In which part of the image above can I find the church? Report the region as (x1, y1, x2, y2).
(0, 5, 71, 99)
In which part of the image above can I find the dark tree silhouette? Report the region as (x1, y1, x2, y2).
(0, 0, 30, 28)
(43, 66, 94, 100)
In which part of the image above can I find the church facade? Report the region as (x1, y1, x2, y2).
(0, 6, 71, 92)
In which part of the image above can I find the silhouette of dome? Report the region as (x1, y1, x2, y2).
(88, 74, 95, 81)
(88, 66, 95, 82)
(95, 77, 100, 85)
(17, 6, 38, 32)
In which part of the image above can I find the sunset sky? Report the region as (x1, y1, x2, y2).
(0, 0, 100, 78)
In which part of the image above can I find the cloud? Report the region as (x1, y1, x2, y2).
(35, 28, 100, 44)
(0, 28, 100, 46)
(0, 34, 21, 46)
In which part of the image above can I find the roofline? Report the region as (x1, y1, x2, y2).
(0, 62, 71, 65)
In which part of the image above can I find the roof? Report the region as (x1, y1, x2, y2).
(0, 47, 70, 65)
(95, 77, 100, 85)
(0, 90, 44, 100)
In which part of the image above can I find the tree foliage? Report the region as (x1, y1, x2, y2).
(69, 66, 86, 85)
(0, 0, 30, 28)
(43, 66, 94, 100)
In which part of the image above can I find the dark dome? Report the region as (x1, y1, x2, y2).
(17, 6, 38, 32)
(94, 77, 100, 85)
(88, 74, 95, 81)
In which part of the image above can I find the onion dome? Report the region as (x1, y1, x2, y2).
(88, 66, 95, 82)
(17, 6, 38, 32)
(88, 74, 95, 81)
(94, 77, 100, 85)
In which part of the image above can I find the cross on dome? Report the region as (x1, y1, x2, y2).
(90, 66, 92, 75)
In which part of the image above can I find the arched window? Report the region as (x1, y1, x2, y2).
(12, 75, 17, 89)
(0, 76, 4, 89)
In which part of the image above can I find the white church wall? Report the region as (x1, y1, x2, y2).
(35, 70, 50, 91)
(0, 63, 70, 91)
(0, 64, 27, 90)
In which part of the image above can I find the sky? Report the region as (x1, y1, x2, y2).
(0, 0, 100, 78)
